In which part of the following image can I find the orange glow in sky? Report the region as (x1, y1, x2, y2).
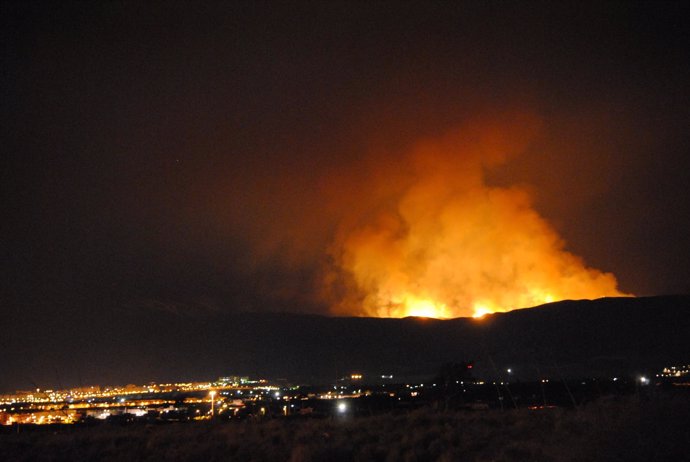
(327, 114, 629, 318)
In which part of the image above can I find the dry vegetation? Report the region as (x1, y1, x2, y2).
(2, 394, 688, 462)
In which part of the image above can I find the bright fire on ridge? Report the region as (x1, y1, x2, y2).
(387, 293, 555, 319)
(327, 113, 629, 319)
(398, 296, 450, 318)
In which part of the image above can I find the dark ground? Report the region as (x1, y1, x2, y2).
(4, 295, 689, 391)
(2, 392, 688, 462)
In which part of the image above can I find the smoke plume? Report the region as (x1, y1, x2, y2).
(323, 113, 627, 318)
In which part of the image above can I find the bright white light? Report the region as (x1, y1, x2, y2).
(639, 376, 649, 385)
(337, 401, 347, 413)
(507, 369, 512, 374)
(472, 304, 492, 318)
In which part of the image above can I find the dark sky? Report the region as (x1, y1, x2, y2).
(2, 2, 690, 389)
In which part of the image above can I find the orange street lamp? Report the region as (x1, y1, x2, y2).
(209, 390, 217, 417)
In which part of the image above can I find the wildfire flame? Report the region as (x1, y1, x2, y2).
(325, 113, 629, 318)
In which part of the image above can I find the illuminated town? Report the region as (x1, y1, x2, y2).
(2, 365, 688, 427)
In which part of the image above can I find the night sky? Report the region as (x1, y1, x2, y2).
(2, 2, 690, 390)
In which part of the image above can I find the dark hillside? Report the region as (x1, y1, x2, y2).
(4, 296, 688, 390)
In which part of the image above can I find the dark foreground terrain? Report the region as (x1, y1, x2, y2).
(2, 392, 688, 462)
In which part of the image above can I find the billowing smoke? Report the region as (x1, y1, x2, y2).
(322, 113, 628, 318)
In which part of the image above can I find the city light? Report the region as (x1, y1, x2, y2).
(2, 364, 686, 427)
(209, 390, 217, 417)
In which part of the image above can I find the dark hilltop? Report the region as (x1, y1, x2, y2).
(4, 295, 688, 391)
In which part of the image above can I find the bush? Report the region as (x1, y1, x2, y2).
(1, 394, 688, 461)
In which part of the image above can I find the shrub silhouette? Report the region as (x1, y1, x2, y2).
(1, 393, 689, 461)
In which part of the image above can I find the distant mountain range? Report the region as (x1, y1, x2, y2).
(4, 295, 689, 391)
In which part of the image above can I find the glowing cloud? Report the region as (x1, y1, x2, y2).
(324, 113, 628, 318)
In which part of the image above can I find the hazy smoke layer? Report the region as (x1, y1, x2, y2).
(323, 113, 626, 318)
